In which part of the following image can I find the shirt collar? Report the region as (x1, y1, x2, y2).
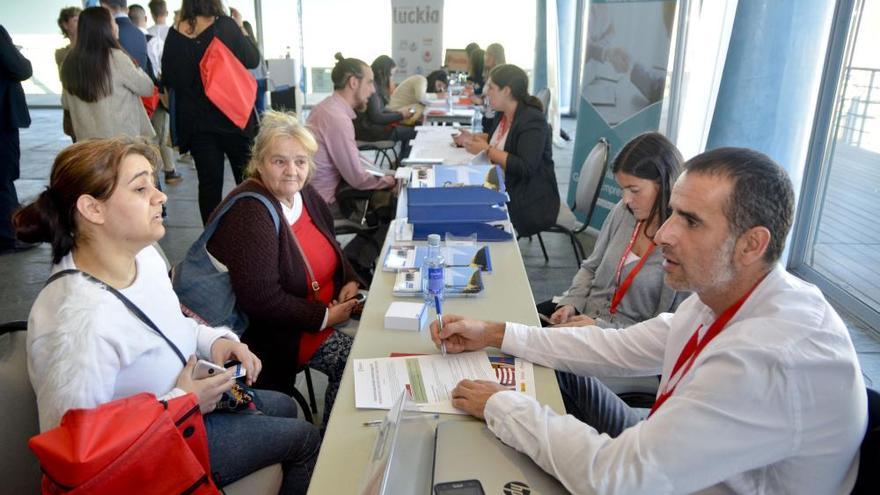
(280, 192, 304, 225)
(331, 92, 357, 119)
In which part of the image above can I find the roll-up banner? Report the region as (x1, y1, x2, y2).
(391, 0, 444, 83)
(569, 0, 678, 231)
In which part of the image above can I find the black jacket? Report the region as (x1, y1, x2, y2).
(354, 88, 401, 141)
(115, 16, 148, 71)
(0, 25, 32, 132)
(162, 16, 261, 152)
(495, 103, 560, 237)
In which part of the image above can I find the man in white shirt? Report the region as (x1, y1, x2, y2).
(431, 147, 868, 494)
(146, 0, 169, 42)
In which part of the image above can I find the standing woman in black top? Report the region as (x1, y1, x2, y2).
(162, 0, 260, 224)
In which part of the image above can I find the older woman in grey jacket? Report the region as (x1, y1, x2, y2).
(60, 7, 154, 141)
(538, 132, 688, 328)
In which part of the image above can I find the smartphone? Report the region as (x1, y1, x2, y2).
(434, 480, 485, 495)
(344, 292, 367, 304)
(193, 359, 246, 380)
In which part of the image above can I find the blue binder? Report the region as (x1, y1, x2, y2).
(408, 204, 507, 224)
(407, 187, 508, 207)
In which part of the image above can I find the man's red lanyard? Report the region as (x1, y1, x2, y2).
(648, 282, 760, 417)
(609, 222, 655, 315)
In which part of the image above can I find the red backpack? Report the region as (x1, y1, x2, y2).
(28, 392, 219, 495)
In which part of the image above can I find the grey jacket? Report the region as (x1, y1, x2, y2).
(557, 201, 687, 328)
(62, 49, 155, 141)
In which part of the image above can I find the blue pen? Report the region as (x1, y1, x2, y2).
(434, 295, 447, 356)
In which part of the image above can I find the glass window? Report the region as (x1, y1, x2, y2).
(299, 0, 536, 104)
(797, 0, 880, 320)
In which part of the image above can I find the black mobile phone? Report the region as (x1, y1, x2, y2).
(434, 480, 485, 495)
(344, 292, 366, 304)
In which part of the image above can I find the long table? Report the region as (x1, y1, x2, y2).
(306, 131, 564, 494)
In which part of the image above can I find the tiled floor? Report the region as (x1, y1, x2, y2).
(3, 109, 879, 425)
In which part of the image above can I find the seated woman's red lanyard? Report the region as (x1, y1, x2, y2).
(609, 221, 656, 316)
(291, 206, 339, 367)
(649, 279, 762, 417)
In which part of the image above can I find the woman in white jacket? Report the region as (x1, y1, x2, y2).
(13, 138, 319, 495)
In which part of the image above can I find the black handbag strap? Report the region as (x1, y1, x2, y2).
(45, 269, 187, 366)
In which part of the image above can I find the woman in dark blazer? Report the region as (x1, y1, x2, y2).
(455, 64, 560, 237)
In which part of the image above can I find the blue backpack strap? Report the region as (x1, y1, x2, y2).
(187, 191, 282, 257)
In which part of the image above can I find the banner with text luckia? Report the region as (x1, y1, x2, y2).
(569, 0, 678, 231)
(391, 0, 444, 82)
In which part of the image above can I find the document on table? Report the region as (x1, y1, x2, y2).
(353, 351, 497, 414)
(489, 356, 537, 398)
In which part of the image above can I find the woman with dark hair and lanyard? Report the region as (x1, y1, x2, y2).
(453, 64, 560, 238)
(353, 55, 416, 159)
(539, 132, 689, 329)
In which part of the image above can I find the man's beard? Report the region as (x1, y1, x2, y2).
(669, 235, 737, 294)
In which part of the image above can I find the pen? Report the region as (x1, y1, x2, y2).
(362, 420, 383, 427)
(435, 295, 447, 356)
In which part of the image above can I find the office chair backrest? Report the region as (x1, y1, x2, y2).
(0, 322, 42, 494)
(536, 88, 551, 116)
(852, 387, 880, 494)
(573, 138, 610, 224)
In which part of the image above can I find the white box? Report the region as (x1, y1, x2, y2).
(384, 301, 428, 332)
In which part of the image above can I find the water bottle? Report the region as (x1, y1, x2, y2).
(446, 88, 453, 113)
(472, 106, 483, 133)
(422, 234, 445, 303)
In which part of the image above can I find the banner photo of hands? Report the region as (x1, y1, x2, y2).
(568, 0, 679, 231)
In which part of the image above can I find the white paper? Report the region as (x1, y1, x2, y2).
(489, 356, 537, 399)
(353, 351, 497, 414)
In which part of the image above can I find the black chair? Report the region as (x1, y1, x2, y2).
(288, 369, 316, 424)
(533, 138, 610, 266)
(852, 387, 880, 494)
(357, 140, 398, 169)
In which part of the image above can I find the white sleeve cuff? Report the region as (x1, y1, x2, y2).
(500, 321, 532, 355)
(196, 325, 240, 358)
(484, 390, 540, 439)
(158, 387, 189, 402)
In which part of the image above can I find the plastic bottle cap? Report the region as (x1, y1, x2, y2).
(427, 234, 441, 246)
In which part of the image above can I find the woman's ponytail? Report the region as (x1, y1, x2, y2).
(13, 189, 74, 264)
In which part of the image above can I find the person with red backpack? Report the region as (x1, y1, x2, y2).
(14, 138, 319, 494)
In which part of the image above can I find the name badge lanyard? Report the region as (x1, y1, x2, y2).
(609, 222, 656, 315)
(648, 281, 761, 417)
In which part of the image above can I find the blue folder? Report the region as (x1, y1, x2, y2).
(407, 187, 509, 207)
(408, 204, 508, 224)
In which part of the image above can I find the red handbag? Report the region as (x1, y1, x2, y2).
(28, 393, 219, 495)
(200, 36, 256, 129)
(142, 86, 160, 118)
